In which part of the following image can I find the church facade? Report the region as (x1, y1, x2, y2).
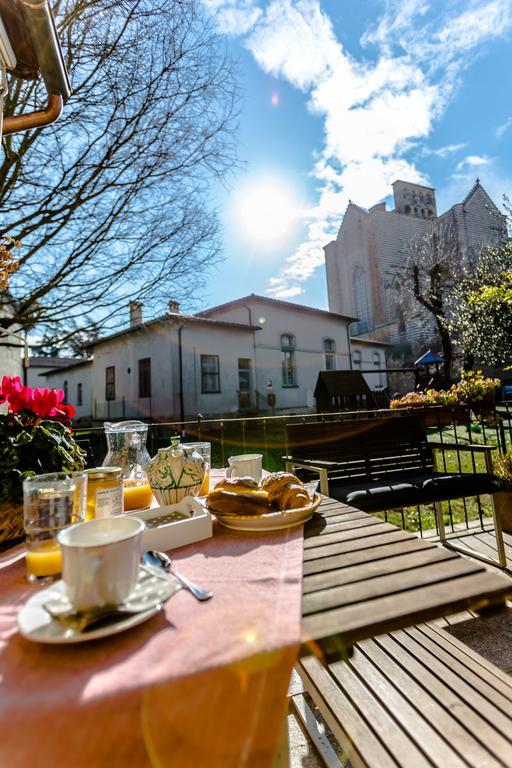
(324, 179, 506, 347)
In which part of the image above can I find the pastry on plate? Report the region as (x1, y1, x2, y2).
(280, 483, 310, 510)
(261, 472, 301, 507)
(206, 477, 270, 517)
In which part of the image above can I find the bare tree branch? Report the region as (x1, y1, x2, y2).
(0, 0, 240, 349)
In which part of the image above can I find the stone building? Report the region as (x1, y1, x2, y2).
(324, 179, 506, 346)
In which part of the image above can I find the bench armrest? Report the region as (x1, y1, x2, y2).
(428, 441, 496, 473)
(283, 455, 342, 467)
(284, 459, 330, 496)
(428, 442, 496, 453)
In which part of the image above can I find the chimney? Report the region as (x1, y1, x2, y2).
(129, 300, 143, 327)
(168, 300, 180, 314)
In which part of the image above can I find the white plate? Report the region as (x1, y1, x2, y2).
(17, 567, 181, 644)
(215, 493, 321, 532)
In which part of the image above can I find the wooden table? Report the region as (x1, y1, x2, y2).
(301, 496, 512, 658)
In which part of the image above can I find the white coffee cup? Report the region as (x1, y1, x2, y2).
(226, 453, 263, 482)
(58, 517, 144, 612)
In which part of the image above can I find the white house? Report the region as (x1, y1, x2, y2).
(27, 356, 79, 389)
(325, 179, 506, 344)
(41, 358, 93, 422)
(42, 295, 388, 422)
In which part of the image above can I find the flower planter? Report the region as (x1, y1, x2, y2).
(422, 406, 470, 427)
(493, 490, 512, 534)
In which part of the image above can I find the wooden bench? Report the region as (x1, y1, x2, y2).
(285, 414, 507, 567)
(294, 621, 512, 768)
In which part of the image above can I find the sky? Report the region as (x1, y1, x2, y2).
(200, 0, 512, 312)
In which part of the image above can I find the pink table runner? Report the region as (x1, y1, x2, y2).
(0, 519, 304, 767)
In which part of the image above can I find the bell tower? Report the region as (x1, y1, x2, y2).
(392, 180, 437, 219)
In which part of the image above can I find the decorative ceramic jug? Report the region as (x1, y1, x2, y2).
(147, 437, 205, 506)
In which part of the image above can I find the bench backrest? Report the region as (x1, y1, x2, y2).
(286, 415, 434, 481)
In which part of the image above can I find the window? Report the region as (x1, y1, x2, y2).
(77, 382, 82, 406)
(281, 334, 296, 386)
(63, 380, 68, 402)
(373, 351, 383, 387)
(138, 357, 151, 398)
(201, 355, 220, 393)
(352, 350, 362, 369)
(353, 266, 370, 334)
(238, 358, 251, 409)
(323, 338, 336, 371)
(397, 309, 406, 335)
(105, 366, 115, 401)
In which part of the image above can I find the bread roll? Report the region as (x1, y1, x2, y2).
(206, 477, 270, 517)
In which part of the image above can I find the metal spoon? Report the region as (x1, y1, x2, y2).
(143, 550, 213, 601)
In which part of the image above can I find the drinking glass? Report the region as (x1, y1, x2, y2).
(23, 471, 87, 583)
(184, 442, 211, 495)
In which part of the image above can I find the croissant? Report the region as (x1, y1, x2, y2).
(261, 472, 301, 505)
(279, 483, 310, 510)
(206, 477, 270, 517)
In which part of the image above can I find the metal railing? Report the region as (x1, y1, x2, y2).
(75, 402, 511, 540)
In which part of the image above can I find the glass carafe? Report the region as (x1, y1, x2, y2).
(103, 421, 154, 511)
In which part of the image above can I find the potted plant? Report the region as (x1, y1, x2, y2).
(390, 389, 469, 426)
(491, 453, 512, 533)
(0, 376, 86, 546)
(454, 370, 501, 420)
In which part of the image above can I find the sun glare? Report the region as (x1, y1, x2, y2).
(233, 176, 300, 247)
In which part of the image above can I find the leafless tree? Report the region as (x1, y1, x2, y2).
(391, 221, 460, 379)
(0, 0, 239, 348)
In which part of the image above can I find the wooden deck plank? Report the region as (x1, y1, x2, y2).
(303, 520, 398, 550)
(332, 648, 470, 768)
(298, 656, 399, 768)
(304, 516, 382, 539)
(303, 537, 435, 577)
(328, 659, 433, 768)
(423, 622, 512, 695)
(302, 546, 456, 595)
(404, 626, 512, 713)
(302, 557, 482, 616)
(371, 634, 505, 768)
(357, 637, 490, 768)
(390, 629, 512, 763)
(301, 571, 512, 649)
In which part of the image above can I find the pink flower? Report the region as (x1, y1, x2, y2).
(31, 387, 64, 418)
(1, 376, 73, 428)
(0, 376, 32, 412)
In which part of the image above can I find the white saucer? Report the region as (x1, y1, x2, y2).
(17, 566, 181, 644)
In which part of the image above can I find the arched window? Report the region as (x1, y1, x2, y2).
(281, 334, 296, 386)
(352, 350, 362, 369)
(353, 266, 370, 334)
(323, 338, 336, 371)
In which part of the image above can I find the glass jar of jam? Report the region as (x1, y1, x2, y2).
(85, 467, 123, 519)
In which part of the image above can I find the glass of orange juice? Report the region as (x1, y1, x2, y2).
(23, 472, 87, 583)
(184, 442, 211, 496)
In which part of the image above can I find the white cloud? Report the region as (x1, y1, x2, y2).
(496, 117, 512, 139)
(423, 143, 467, 158)
(204, 0, 512, 297)
(456, 155, 492, 171)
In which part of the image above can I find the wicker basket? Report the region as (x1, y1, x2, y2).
(0, 500, 24, 547)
